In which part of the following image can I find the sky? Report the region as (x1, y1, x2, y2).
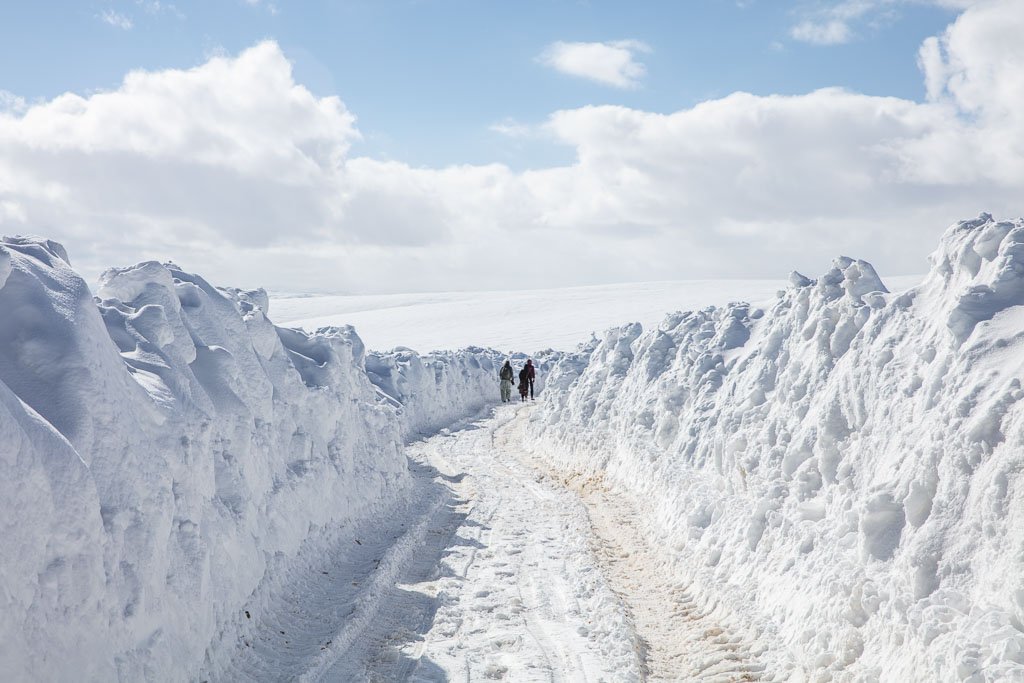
(0, 0, 1021, 293)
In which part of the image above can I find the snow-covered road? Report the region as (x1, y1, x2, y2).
(216, 405, 772, 681)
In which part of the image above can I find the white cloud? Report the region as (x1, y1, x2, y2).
(135, 1, 186, 19)
(0, 1, 1022, 294)
(789, 0, 988, 46)
(489, 118, 533, 138)
(0, 91, 27, 115)
(918, 36, 947, 100)
(538, 40, 651, 89)
(791, 18, 854, 44)
(99, 10, 133, 30)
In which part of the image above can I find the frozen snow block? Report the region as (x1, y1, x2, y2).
(276, 326, 333, 388)
(942, 222, 1024, 342)
(860, 493, 906, 561)
(1, 235, 71, 266)
(813, 255, 889, 305)
(241, 288, 270, 314)
(97, 261, 175, 304)
(789, 271, 813, 288)
(315, 324, 365, 366)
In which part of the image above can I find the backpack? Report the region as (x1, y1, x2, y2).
(500, 365, 513, 380)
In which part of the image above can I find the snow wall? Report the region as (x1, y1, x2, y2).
(0, 237, 506, 680)
(525, 214, 1024, 682)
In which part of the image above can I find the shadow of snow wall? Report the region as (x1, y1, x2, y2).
(525, 214, 1024, 682)
(0, 237, 507, 680)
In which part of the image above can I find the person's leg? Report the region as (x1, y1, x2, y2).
(529, 378, 535, 399)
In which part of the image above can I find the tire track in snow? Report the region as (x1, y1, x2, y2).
(579, 483, 769, 682)
(219, 406, 765, 681)
(501, 408, 774, 682)
(338, 408, 644, 681)
(207, 456, 458, 682)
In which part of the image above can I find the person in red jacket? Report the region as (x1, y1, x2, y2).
(525, 359, 536, 400)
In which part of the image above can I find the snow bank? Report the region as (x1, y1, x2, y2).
(0, 237, 505, 679)
(526, 214, 1024, 682)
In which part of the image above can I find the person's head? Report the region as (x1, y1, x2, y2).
(503, 360, 511, 367)
(527, 359, 533, 365)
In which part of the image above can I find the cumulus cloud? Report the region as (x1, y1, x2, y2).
(538, 40, 651, 89)
(0, 1, 1022, 294)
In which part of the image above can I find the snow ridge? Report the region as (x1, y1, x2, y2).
(0, 237, 505, 680)
(526, 214, 1024, 681)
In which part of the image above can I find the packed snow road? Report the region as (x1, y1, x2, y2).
(216, 405, 770, 681)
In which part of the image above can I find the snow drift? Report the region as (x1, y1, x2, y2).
(0, 237, 505, 680)
(526, 214, 1024, 682)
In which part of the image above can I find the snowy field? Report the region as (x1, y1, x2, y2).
(270, 276, 923, 353)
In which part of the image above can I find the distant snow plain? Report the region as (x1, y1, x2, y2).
(270, 276, 925, 353)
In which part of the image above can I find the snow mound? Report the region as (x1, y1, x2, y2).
(527, 214, 1024, 681)
(0, 236, 507, 679)
(922, 212, 1024, 344)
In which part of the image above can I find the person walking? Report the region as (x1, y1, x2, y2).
(499, 360, 515, 403)
(525, 359, 536, 400)
(518, 364, 530, 402)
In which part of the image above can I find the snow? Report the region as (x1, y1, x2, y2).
(524, 214, 1024, 681)
(212, 406, 772, 681)
(269, 278, 924, 354)
(365, 347, 554, 440)
(270, 280, 790, 353)
(0, 236, 504, 680)
(313, 408, 645, 681)
(2, 214, 1021, 682)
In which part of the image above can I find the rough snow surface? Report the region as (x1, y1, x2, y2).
(0, 236, 504, 680)
(316, 408, 645, 681)
(215, 406, 777, 682)
(526, 214, 1024, 681)
(4, 215, 1022, 682)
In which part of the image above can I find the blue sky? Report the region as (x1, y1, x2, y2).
(0, 1, 1019, 293)
(1, 1, 961, 167)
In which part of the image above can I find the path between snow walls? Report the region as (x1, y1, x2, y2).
(0, 236, 511, 680)
(521, 214, 1024, 682)
(216, 402, 775, 681)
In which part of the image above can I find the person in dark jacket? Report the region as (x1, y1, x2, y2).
(525, 359, 536, 400)
(499, 360, 515, 403)
(518, 365, 529, 401)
